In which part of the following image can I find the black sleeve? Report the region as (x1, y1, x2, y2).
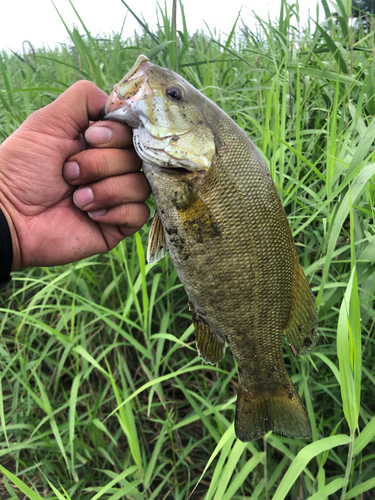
(0, 207, 13, 288)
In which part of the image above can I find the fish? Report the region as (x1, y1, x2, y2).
(102, 55, 318, 441)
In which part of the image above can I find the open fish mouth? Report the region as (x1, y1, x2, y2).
(103, 56, 153, 123)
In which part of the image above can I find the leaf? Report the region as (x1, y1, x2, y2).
(315, 23, 348, 74)
(90, 467, 139, 500)
(272, 435, 352, 500)
(345, 477, 375, 499)
(213, 439, 248, 499)
(105, 361, 219, 421)
(337, 268, 359, 434)
(73, 346, 110, 379)
(353, 415, 375, 456)
(312, 352, 340, 384)
(287, 63, 358, 85)
(308, 478, 347, 500)
(119, 0, 159, 44)
(146, 40, 175, 61)
(191, 424, 236, 500)
(68, 373, 81, 479)
(221, 452, 265, 500)
(0, 465, 44, 500)
(348, 117, 375, 175)
(317, 163, 375, 308)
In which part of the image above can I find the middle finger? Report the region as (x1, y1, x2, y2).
(64, 147, 142, 185)
(73, 172, 151, 211)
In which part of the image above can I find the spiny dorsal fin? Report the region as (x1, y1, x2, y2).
(189, 301, 225, 365)
(147, 213, 168, 264)
(284, 253, 318, 356)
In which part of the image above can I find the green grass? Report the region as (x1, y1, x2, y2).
(1, 0, 375, 498)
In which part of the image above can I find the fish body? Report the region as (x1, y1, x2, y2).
(103, 56, 318, 441)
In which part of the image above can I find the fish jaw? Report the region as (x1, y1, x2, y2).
(103, 56, 153, 128)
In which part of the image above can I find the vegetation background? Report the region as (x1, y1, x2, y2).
(1, 0, 375, 498)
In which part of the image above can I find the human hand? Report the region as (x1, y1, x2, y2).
(0, 81, 150, 270)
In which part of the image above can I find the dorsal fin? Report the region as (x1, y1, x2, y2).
(147, 213, 168, 264)
(284, 254, 318, 356)
(189, 301, 225, 365)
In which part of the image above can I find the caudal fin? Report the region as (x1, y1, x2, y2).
(235, 381, 311, 442)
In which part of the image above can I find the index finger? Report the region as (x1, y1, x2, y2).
(23, 80, 108, 140)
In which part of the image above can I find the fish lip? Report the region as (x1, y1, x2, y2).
(102, 104, 131, 123)
(120, 54, 151, 83)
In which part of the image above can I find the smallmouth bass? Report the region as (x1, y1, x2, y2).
(103, 56, 318, 441)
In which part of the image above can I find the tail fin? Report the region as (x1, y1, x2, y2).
(235, 381, 311, 442)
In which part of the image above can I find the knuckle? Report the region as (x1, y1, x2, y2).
(105, 237, 119, 251)
(129, 172, 151, 199)
(92, 149, 110, 178)
(78, 149, 110, 181)
(70, 80, 95, 93)
(101, 178, 118, 202)
(128, 202, 150, 226)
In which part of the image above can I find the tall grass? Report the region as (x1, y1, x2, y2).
(1, 0, 375, 498)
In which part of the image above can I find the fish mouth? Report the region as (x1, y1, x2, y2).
(102, 55, 153, 122)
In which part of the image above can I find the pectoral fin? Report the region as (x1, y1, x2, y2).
(189, 301, 225, 364)
(147, 213, 168, 264)
(174, 183, 221, 244)
(284, 255, 318, 356)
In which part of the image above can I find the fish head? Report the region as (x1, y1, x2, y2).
(102, 55, 216, 174)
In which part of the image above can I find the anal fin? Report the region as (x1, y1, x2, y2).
(147, 213, 168, 264)
(189, 301, 225, 365)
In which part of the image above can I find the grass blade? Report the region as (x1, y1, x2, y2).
(273, 435, 352, 500)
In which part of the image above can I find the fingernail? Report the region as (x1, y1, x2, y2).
(63, 161, 80, 181)
(74, 187, 94, 207)
(85, 126, 112, 145)
(88, 209, 107, 218)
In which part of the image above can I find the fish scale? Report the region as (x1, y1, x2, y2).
(197, 160, 291, 374)
(103, 55, 318, 441)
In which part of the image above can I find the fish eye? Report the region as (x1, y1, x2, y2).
(166, 86, 183, 101)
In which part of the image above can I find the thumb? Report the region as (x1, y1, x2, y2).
(23, 80, 108, 140)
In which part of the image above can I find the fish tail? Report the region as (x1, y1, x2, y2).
(235, 380, 311, 442)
